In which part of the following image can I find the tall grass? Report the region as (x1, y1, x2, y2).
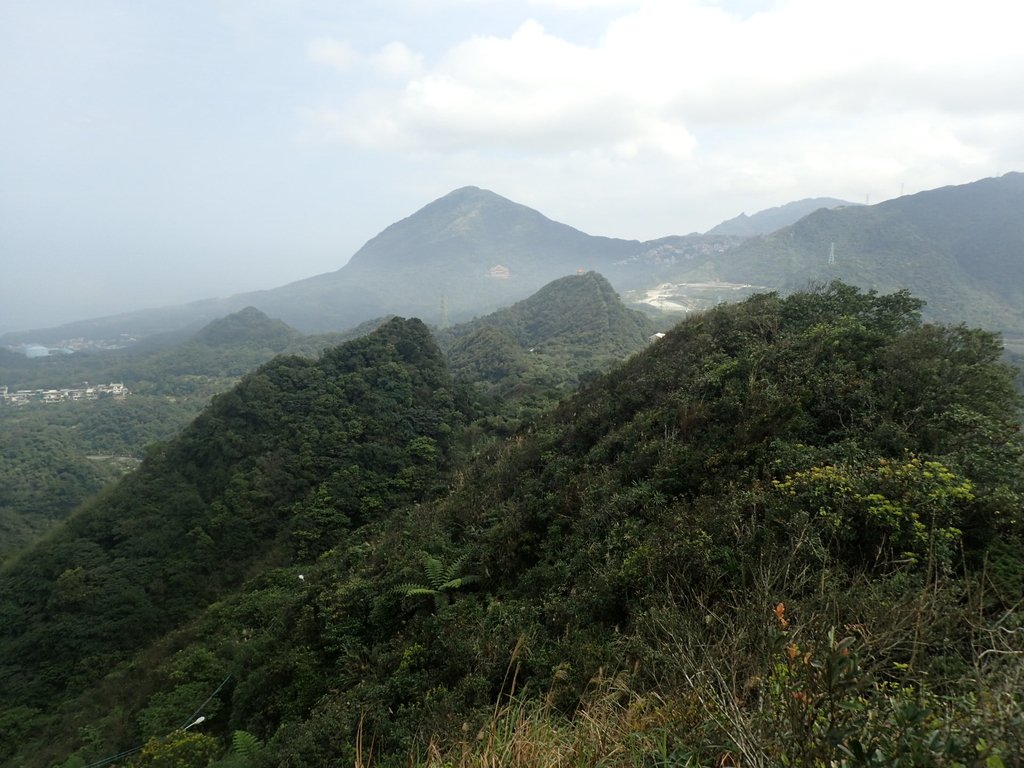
(405, 578, 1024, 768)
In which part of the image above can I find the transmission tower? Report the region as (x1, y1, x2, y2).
(828, 242, 836, 266)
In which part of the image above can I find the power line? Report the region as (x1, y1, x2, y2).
(179, 675, 232, 730)
(80, 675, 232, 768)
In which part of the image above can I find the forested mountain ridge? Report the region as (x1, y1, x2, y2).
(0, 318, 467, 765)
(0, 278, 650, 563)
(705, 196, 857, 236)
(0, 307, 302, 393)
(668, 172, 1024, 337)
(439, 271, 656, 398)
(0, 307, 332, 561)
(237, 187, 649, 334)
(5, 173, 1022, 347)
(2, 284, 1022, 767)
(442, 271, 654, 354)
(0, 186, 840, 347)
(190, 306, 301, 348)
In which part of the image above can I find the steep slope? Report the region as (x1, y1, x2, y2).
(5, 284, 1021, 767)
(0, 318, 464, 766)
(258, 285, 1023, 765)
(887, 172, 1024, 310)
(672, 172, 1024, 336)
(0, 277, 646, 564)
(706, 196, 857, 236)
(0, 427, 116, 562)
(459, 270, 654, 354)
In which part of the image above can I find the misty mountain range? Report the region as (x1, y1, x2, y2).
(3, 172, 1022, 346)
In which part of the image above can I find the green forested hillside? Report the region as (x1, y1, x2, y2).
(0, 281, 644, 563)
(443, 272, 654, 356)
(2, 284, 1021, 767)
(0, 398, 204, 563)
(0, 318, 466, 765)
(439, 271, 656, 404)
(0, 309, 310, 561)
(888, 173, 1024, 311)
(705, 196, 856, 236)
(0, 423, 121, 561)
(669, 172, 1024, 339)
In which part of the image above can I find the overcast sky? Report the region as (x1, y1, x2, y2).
(2, 0, 1022, 333)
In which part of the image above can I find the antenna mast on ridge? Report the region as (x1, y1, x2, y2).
(440, 295, 450, 330)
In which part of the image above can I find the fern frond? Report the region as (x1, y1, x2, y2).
(444, 554, 469, 583)
(398, 585, 438, 598)
(441, 575, 480, 591)
(424, 557, 446, 590)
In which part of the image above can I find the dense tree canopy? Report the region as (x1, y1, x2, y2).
(1, 284, 1022, 767)
(0, 318, 466, 765)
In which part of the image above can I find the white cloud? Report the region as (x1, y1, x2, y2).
(308, 38, 423, 79)
(306, 18, 696, 157)
(370, 42, 424, 78)
(302, 0, 1024, 233)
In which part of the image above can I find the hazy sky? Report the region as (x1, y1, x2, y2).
(2, 0, 1022, 333)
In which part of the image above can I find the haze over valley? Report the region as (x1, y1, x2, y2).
(4, 172, 1023, 353)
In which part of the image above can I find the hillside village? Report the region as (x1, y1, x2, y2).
(0, 382, 129, 406)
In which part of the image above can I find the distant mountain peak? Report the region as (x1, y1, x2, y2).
(410, 186, 540, 223)
(443, 185, 485, 198)
(706, 197, 857, 237)
(340, 186, 633, 292)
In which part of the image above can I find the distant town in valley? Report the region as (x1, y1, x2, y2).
(0, 382, 129, 406)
